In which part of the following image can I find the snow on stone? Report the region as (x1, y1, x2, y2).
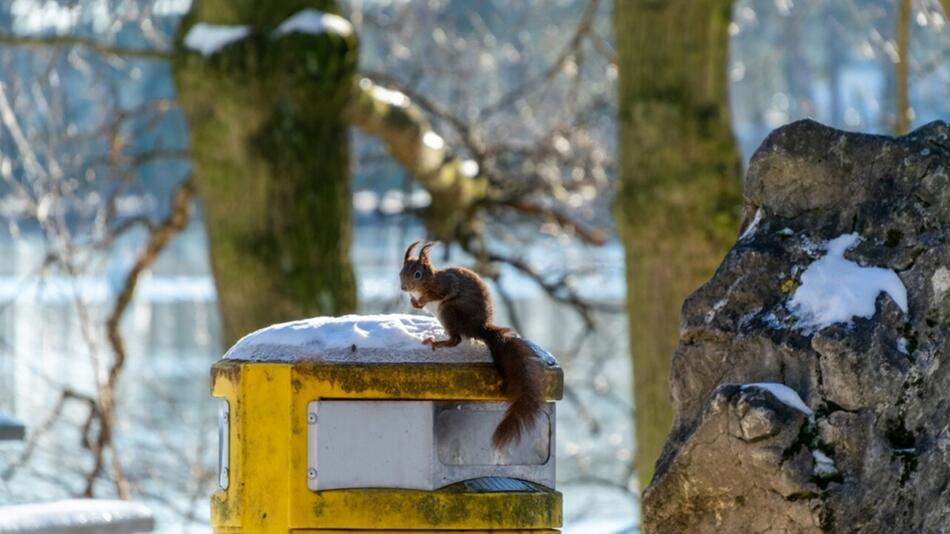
(184, 23, 250, 56)
(789, 233, 907, 331)
(704, 298, 728, 324)
(897, 336, 910, 355)
(812, 450, 838, 478)
(739, 208, 763, 240)
(223, 314, 556, 365)
(740, 383, 813, 417)
(274, 9, 353, 38)
(760, 310, 786, 330)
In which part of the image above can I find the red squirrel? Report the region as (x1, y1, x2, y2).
(399, 241, 544, 450)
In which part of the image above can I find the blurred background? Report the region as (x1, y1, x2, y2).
(0, 0, 946, 532)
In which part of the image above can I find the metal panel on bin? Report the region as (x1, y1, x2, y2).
(308, 400, 555, 491)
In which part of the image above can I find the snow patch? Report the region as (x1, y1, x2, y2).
(897, 336, 910, 355)
(789, 233, 907, 331)
(760, 311, 786, 330)
(422, 131, 445, 151)
(223, 314, 557, 365)
(360, 78, 410, 108)
(704, 298, 728, 324)
(274, 9, 353, 38)
(740, 383, 813, 417)
(812, 450, 838, 478)
(459, 159, 479, 177)
(739, 208, 763, 240)
(737, 307, 763, 330)
(184, 23, 250, 56)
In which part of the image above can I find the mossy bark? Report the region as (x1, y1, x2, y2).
(613, 0, 742, 490)
(173, 0, 358, 347)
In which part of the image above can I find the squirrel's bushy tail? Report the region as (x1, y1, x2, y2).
(479, 325, 544, 450)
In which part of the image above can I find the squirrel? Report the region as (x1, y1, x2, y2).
(399, 240, 544, 450)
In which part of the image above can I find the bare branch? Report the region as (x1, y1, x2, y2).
(105, 175, 196, 394)
(91, 176, 195, 499)
(347, 77, 490, 239)
(0, 34, 169, 60)
(484, 251, 596, 329)
(1, 389, 98, 481)
(360, 70, 485, 157)
(500, 200, 609, 246)
(478, 0, 600, 118)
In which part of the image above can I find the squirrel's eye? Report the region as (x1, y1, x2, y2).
(414, 271, 422, 280)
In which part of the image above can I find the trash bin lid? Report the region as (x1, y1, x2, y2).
(222, 314, 558, 366)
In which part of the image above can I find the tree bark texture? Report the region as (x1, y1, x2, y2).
(613, 0, 742, 490)
(173, 0, 358, 346)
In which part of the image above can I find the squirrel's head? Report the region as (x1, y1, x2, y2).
(400, 240, 437, 292)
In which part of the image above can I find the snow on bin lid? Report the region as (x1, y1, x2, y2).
(223, 314, 557, 365)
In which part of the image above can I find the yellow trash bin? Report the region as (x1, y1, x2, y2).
(211, 314, 563, 533)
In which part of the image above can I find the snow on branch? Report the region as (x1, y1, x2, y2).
(183, 24, 250, 56)
(274, 9, 354, 38)
(347, 76, 608, 246)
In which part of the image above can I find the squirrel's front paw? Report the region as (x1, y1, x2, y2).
(422, 337, 439, 351)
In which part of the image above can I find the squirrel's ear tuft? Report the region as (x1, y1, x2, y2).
(419, 241, 438, 264)
(404, 240, 420, 263)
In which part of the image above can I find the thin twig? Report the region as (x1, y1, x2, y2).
(500, 200, 609, 246)
(0, 34, 169, 60)
(2, 389, 98, 481)
(484, 252, 597, 328)
(478, 0, 600, 119)
(93, 176, 196, 498)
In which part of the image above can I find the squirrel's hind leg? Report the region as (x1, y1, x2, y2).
(422, 304, 469, 350)
(422, 334, 462, 350)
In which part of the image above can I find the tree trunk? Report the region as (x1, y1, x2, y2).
(613, 0, 742, 490)
(173, 0, 358, 346)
